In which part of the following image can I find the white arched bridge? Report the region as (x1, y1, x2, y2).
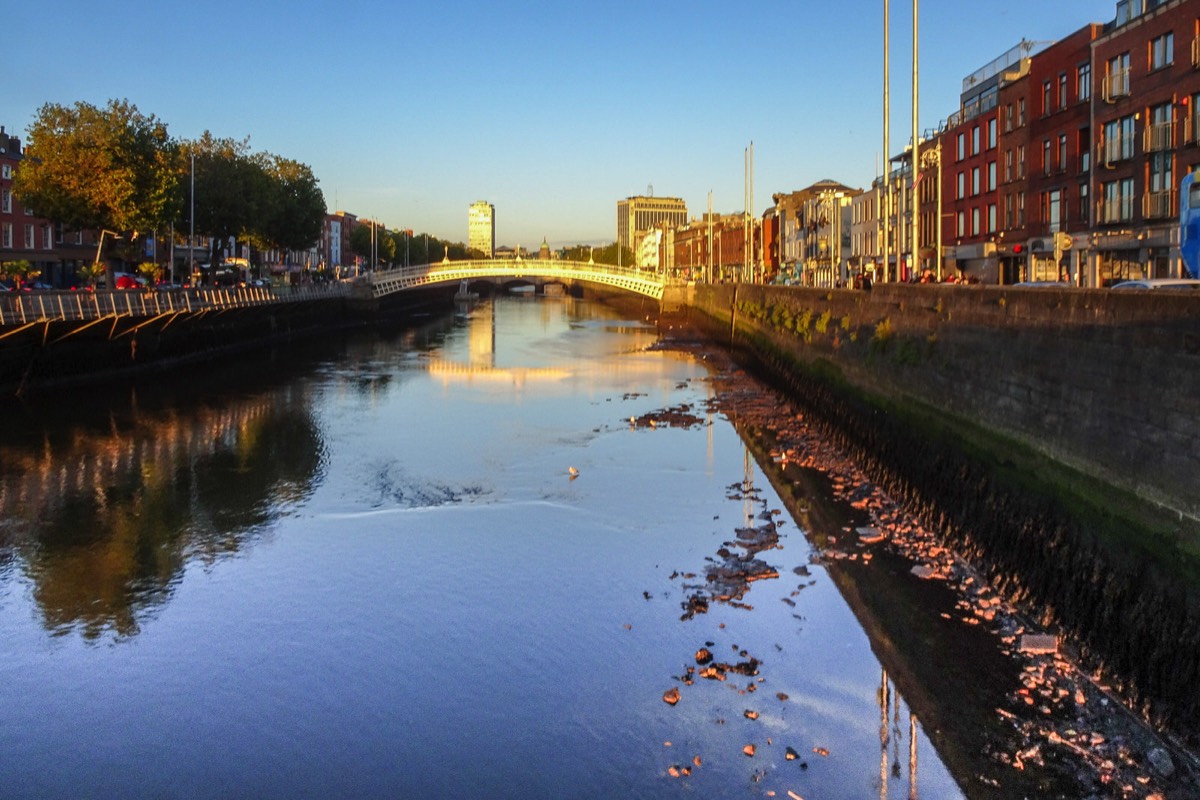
(363, 259, 666, 301)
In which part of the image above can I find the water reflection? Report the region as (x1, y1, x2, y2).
(0, 390, 324, 640)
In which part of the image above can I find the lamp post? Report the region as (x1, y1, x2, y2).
(94, 229, 122, 287)
(920, 140, 942, 280)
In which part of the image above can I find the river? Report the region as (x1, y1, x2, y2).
(0, 295, 971, 798)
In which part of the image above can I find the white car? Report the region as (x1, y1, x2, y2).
(1111, 279, 1200, 290)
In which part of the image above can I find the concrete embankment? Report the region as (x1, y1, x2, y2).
(671, 281, 1200, 747)
(0, 285, 454, 397)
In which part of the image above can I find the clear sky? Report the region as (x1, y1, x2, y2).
(8, 0, 1118, 249)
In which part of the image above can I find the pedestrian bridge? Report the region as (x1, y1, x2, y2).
(365, 259, 665, 301)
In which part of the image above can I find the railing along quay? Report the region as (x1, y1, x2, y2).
(0, 282, 349, 327)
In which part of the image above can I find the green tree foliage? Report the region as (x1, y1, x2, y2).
(185, 132, 270, 264)
(14, 99, 180, 235)
(260, 156, 325, 256)
(0, 259, 38, 287)
(562, 243, 632, 266)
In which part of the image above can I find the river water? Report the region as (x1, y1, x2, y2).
(0, 295, 967, 798)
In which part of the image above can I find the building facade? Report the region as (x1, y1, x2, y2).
(468, 200, 495, 258)
(616, 196, 687, 261)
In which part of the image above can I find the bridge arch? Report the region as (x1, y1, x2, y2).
(365, 260, 665, 301)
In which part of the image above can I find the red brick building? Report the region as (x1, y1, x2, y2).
(1090, 0, 1200, 283)
(0, 126, 95, 287)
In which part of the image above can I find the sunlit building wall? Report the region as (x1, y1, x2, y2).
(468, 201, 495, 258)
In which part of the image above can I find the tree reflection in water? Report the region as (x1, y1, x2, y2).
(0, 393, 323, 640)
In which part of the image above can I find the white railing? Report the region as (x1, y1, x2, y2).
(1143, 189, 1177, 219)
(1103, 68, 1130, 102)
(0, 282, 349, 327)
(367, 260, 666, 301)
(1143, 120, 1175, 152)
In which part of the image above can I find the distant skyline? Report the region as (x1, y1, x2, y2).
(9, 1, 1121, 248)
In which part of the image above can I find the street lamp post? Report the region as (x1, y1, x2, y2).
(921, 141, 943, 280)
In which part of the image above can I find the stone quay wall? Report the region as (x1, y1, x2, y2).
(677, 282, 1200, 522)
(672, 281, 1200, 739)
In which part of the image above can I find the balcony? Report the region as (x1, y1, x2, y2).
(1143, 189, 1177, 219)
(1098, 195, 1134, 224)
(1143, 120, 1175, 152)
(1186, 115, 1200, 146)
(1103, 68, 1131, 102)
(1099, 134, 1134, 167)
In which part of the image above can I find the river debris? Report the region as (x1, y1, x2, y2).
(626, 403, 705, 430)
(652, 332, 1198, 798)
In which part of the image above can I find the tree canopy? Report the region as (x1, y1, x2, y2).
(14, 99, 181, 236)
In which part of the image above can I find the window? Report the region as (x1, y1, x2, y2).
(957, 171, 965, 199)
(1077, 63, 1091, 102)
(1, 188, 9, 213)
(957, 133, 965, 160)
(23, 223, 33, 249)
(1149, 151, 1174, 193)
(1078, 128, 1091, 172)
(1150, 31, 1174, 70)
(972, 126, 981, 154)
(1045, 190, 1062, 231)
(1018, 192, 1025, 227)
(1, 164, 10, 179)
(1059, 73, 1068, 109)
(988, 203, 997, 233)
(1005, 104, 1014, 133)
(1042, 81, 1053, 115)
(1058, 134, 1068, 172)
(972, 207, 981, 236)
(1043, 139, 1052, 175)
(41, 224, 52, 250)
(1004, 150, 1013, 183)
(988, 118, 997, 149)
(988, 161, 997, 191)
(1106, 53, 1131, 99)
(1079, 182, 1089, 222)
(956, 211, 965, 237)
(1102, 178, 1134, 222)
(1018, 98, 1026, 127)
(1017, 145, 1026, 178)
(55, 223, 64, 245)
(1147, 102, 1174, 151)
(1104, 115, 1137, 162)
(972, 166, 981, 195)
(1, 223, 10, 248)
(1005, 194, 1015, 228)
(1146, 153, 1173, 218)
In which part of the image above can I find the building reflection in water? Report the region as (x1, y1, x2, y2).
(0, 389, 324, 641)
(879, 667, 921, 798)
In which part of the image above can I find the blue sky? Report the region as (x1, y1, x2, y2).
(9, 0, 1118, 248)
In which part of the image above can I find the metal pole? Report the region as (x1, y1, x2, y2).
(882, 0, 890, 283)
(911, 0, 920, 279)
(190, 150, 195, 285)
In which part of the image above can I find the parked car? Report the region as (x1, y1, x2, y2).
(1110, 279, 1200, 290)
(114, 272, 147, 290)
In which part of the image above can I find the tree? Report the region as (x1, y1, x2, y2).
(14, 99, 181, 283)
(258, 156, 325, 260)
(0, 259, 38, 288)
(185, 132, 272, 273)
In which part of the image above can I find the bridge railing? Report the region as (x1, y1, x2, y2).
(0, 282, 350, 327)
(367, 259, 667, 300)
